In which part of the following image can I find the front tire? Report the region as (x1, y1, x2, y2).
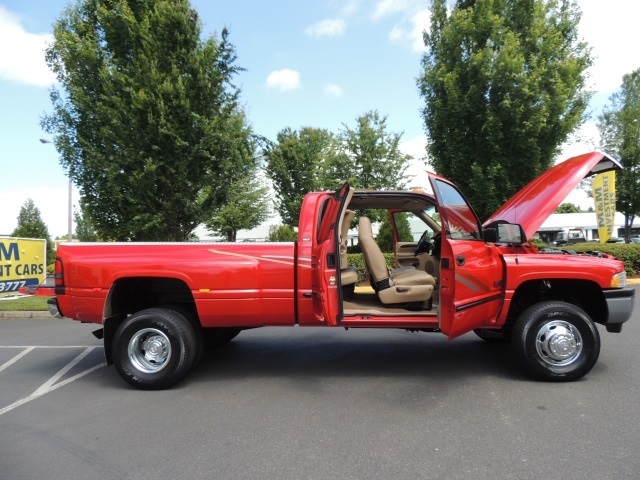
(513, 301, 600, 382)
(113, 308, 198, 390)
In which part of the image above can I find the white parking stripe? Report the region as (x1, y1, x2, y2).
(0, 346, 102, 349)
(32, 347, 95, 396)
(0, 347, 107, 417)
(47, 362, 106, 393)
(0, 347, 35, 373)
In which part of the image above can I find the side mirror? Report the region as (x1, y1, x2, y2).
(483, 222, 527, 245)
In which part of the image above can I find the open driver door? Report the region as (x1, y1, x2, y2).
(428, 174, 505, 339)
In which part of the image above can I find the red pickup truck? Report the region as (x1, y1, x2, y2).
(49, 151, 634, 389)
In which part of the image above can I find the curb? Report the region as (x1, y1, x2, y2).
(0, 311, 52, 320)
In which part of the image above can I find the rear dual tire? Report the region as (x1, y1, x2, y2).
(113, 308, 199, 390)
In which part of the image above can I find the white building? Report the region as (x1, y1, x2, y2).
(536, 212, 640, 243)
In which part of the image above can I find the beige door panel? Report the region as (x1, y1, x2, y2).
(395, 242, 439, 277)
(395, 242, 420, 269)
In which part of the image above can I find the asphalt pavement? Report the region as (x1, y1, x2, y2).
(1, 288, 639, 480)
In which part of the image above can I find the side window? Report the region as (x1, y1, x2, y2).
(397, 211, 436, 242)
(315, 198, 330, 243)
(433, 180, 481, 240)
(392, 212, 416, 242)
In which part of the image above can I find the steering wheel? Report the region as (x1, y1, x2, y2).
(414, 231, 441, 257)
(414, 230, 432, 256)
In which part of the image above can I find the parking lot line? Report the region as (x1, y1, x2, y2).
(0, 346, 107, 417)
(33, 347, 95, 395)
(0, 345, 102, 349)
(0, 346, 35, 373)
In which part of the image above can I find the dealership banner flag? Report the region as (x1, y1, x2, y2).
(592, 171, 616, 243)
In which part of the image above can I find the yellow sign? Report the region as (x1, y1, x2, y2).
(0, 237, 47, 296)
(592, 171, 616, 243)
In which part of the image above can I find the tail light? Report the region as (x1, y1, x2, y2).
(54, 257, 66, 294)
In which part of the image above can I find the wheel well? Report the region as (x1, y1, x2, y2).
(105, 277, 197, 318)
(507, 279, 607, 326)
(102, 277, 199, 365)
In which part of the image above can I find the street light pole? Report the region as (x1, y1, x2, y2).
(40, 138, 73, 242)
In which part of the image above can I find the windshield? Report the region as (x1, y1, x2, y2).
(400, 207, 440, 241)
(433, 180, 481, 240)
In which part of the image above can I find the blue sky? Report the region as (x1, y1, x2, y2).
(1, 0, 639, 238)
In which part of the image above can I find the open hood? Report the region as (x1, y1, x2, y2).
(483, 151, 623, 239)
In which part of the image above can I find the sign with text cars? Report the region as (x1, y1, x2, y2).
(0, 237, 46, 296)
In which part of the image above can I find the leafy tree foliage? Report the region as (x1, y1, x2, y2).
(74, 202, 98, 242)
(264, 112, 410, 227)
(206, 172, 271, 242)
(419, 0, 592, 221)
(42, 0, 251, 241)
(11, 199, 55, 265)
(377, 212, 413, 252)
(264, 127, 333, 227)
(323, 111, 410, 192)
(555, 203, 582, 214)
(598, 68, 640, 240)
(267, 224, 298, 242)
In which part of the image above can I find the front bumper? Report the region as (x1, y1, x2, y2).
(603, 287, 635, 332)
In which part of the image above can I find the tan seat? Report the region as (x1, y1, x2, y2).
(340, 209, 358, 286)
(358, 217, 435, 306)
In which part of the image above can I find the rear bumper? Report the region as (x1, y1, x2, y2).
(603, 287, 635, 332)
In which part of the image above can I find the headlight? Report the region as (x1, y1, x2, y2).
(611, 271, 627, 288)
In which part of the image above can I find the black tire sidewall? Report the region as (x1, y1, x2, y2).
(514, 301, 600, 381)
(113, 308, 196, 389)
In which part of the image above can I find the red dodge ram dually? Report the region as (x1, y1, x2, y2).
(49, 152, 635, 389)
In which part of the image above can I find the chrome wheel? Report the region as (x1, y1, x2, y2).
(128, 328, 172, 373)
(535, 320, 583, 367)
(513, 301, 600, 382)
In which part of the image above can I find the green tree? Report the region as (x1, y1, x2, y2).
(555, 203, 582, 214)
(323, 111, 410, 192)
(598, 68, 640, 240)
(206, 173, 271, 242)
(11, 199, 55, 265)
(267, 224, 298, 242)
(377, 212, 413, 252)
(74, 202, 98, 242)
(42, 0, 250, 241)
(264, 127, 333, 227)
(419, 0, 592, 221)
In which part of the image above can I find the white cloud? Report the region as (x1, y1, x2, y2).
(323, 83, 344, 97)
(372, 0, 418, 20)
(388, 9, 430, 53)
(341, 0, 360, 17)
(266, 68, 301, 92)
(0, 6, 56, 88)
(0, 187, 79, 239)
(305, 19, 346, 38)
(558, 121, 601, 162)
(578, 0, 640, 93)
(400, 134, 433, 190)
